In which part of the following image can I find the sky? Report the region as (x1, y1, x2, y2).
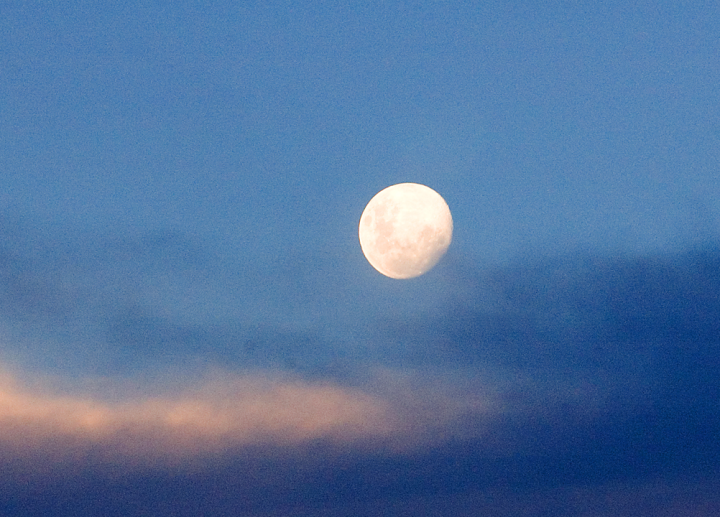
(1, 0, 719, 515)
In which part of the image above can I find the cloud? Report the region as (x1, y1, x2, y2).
(2, 216, 719, 513)
(376, 247, 720, 394)
(0, 372, 381, 461)
(1, 239, 719, 515)
(0, 365, 493, 466)
(2, 242, 719, 465)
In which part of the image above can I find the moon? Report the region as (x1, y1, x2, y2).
(359, 183, 453, 279)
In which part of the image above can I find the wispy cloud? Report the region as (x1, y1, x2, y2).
(0, 366, 492, 465)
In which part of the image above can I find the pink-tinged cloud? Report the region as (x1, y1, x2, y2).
(0, 367, 491, 464)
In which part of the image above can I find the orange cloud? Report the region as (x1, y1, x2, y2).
(0, 367, 491, 465)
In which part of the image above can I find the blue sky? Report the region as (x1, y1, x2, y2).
(1, 1, 720, 515)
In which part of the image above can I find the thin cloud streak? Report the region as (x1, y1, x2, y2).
(0, 366, 492, 463)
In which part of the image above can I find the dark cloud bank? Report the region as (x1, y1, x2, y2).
(0, 224, 718, 515)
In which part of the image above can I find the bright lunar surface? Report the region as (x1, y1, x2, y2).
(359, 183, 453, 279)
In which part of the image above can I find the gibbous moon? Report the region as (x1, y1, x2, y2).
(359, 183, 453, 279)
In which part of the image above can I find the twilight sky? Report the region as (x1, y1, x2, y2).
(1, 1, 720, 515)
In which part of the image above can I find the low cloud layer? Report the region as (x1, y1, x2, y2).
(0, 366, 493, 466)
(1, 220, 719, 515)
